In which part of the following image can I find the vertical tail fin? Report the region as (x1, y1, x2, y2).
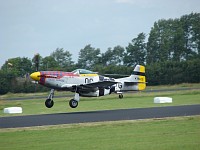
(131, 65, 146, 90)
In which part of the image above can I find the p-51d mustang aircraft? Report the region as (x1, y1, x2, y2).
(30, 65, 146, 108)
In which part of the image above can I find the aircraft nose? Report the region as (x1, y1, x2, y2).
(30, 72, 41, 81)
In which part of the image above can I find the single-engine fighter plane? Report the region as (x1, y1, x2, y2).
(30, 65, 146, 108)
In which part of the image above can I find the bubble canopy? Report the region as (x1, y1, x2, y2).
(72, 69, 97, 74)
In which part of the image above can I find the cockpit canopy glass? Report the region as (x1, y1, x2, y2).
(72, 69, 97, 74)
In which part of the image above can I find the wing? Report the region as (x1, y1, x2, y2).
(80, 81, 118, 88)
(61, 81, 118, 90)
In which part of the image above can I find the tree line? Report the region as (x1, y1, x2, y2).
(0, 12, 200, 94)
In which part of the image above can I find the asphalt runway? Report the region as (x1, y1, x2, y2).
(1, 104, 200, 128)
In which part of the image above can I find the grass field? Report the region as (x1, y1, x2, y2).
(0, 88, 200, 117)
(0, 116, 200, 150)
(0, 84, 200, 149)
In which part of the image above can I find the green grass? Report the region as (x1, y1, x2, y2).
(1, 84, 200, 149)
(1, 83, 199, 99)
(0, 116, 200, 150)
(1, 89, 200, 117)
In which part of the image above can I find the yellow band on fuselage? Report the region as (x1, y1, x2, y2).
(79, 74, 98, 77)
(139, 76, 146, 82)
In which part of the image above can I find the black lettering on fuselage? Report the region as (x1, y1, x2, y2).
(118, 82, 122, 89)
(85, 78, 93, 83)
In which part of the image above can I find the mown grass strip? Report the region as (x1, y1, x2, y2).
(0, 116, 200, 150)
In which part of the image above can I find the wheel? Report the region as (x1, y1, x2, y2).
(69, 99, 78, 108)
(119, 94, 123, 99)
(45, 99, 54, 108)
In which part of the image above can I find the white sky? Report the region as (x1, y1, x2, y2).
(0, 0, 200, 67)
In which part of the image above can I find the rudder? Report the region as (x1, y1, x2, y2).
(132, 65, 146, 90)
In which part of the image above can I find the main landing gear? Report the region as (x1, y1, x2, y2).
(117, 92, 123, 99)
(119, 94, 123, 99)
(45, 89, 80, 109)
(69, 93, 79, 108)
(45, 89, 54, 108)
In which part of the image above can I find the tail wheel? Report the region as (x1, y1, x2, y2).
(69, 99, 78, 108)
(45, 99, 54, 108)
(119, 94, 123, 99)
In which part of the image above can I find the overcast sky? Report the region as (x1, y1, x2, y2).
(0, 0, 200, 67)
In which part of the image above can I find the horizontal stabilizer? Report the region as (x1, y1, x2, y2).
(124, 81, 147, 85)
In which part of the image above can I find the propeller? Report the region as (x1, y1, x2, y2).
(30, 53, 40, 93)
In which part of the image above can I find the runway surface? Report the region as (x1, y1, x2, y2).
(1, 104, 200, 128)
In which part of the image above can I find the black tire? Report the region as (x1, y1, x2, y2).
(69, 99, 78, 108)
(45, 99, 54, 108)
(119, 94, 123, 99)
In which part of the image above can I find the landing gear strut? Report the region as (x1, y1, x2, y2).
(69, 90, 80, 108)
(45, 89, 54, 108)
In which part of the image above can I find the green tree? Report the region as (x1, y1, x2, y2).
(101, 48, 113, 65)
(31, 53, 43, 71)
(40, 56, 59, 70)
(51, 48, 74, 69)
(124, 33, 146, 66)
(147, 13, 200, 64)
(180, 13, 200, 60)
(146, 22, 161, 64)
(0, 70, 16, 94)
(101, 46, 124, 66)
(1, 57, 33, 77)
(78, 44, 101, 69)
(146, 20, 175, 63)
(171, 19, 185, 61)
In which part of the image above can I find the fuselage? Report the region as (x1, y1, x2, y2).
(30, 68, 146, 97)
(30, 70, 114, 96)
(30, 70, 107, 88)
